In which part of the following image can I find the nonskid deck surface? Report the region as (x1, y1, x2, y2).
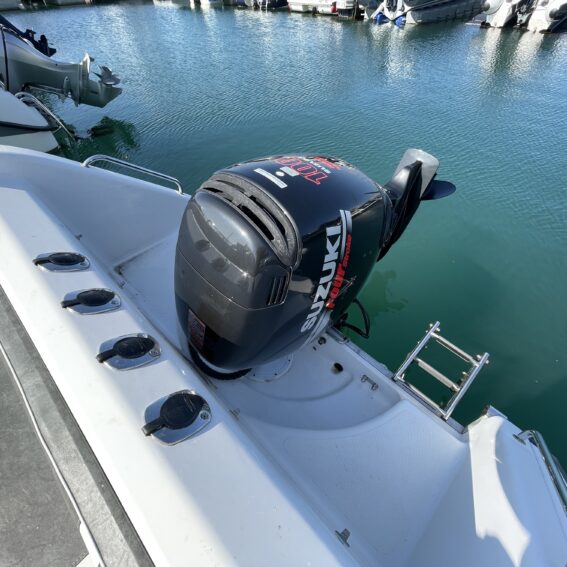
(0, 316, 88, 567)
(0, 286, 152, 567)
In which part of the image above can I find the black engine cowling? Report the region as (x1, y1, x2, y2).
(175, 150, 454, 375)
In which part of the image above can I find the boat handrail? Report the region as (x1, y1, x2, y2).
(15, 91, 76, 145)
(82, 155, 183, 194)
(517, 429, 567, 514)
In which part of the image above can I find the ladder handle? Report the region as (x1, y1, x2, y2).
(432, 332, 477, 365)
(393, 321, 440, 381)
(442, 352, 490, 420)
(414, 357, 458, 392)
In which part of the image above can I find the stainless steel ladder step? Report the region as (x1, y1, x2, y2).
(393, 321, 489, 420)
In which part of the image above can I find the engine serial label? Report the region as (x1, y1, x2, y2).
(301, 209, 352, 334)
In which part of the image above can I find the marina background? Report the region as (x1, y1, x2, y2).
(8, 4, 567, 463)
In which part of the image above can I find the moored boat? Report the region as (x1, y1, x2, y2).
(520, 0, 567, 30)
(478, 0, 566, 31)
(481, 0, 525, 27)
(368, 0, 485, 24)
(1, 145, 566, 566)
(194, 0, 225, 7)
(244, 0, 288, 8)
(336, 0, 364, 18)
(288, 0, 337, 13)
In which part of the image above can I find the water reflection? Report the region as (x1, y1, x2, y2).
(469, 26, 562, 81)
(359, 269, 407, 316)
(59, 116, 139, 162)
(368, 25, 417, 81)
(365, 22, 464, 81)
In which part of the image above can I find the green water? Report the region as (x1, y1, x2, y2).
(9, 4, 567, 462)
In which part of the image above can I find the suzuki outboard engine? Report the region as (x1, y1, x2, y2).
(175, 149, 454, 377)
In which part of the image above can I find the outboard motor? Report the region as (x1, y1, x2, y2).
(0, 18, 121, 108)
(175, 150, 454, 377)
(0, 15, 55, 57)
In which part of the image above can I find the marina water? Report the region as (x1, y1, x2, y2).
(9, 4, 567, 463)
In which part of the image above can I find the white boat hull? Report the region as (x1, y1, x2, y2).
(371, 0, 484, 23)
(0, 146, 565, 566)
(0, 91, 58, 153)
(480, 0, 566, 29)
(288, 0, 337, 13)
(523, 0, 567, 30)
(195, 0, 224, 5)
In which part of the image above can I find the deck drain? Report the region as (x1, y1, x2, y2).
(142, 390, 211, 445)
(61, 288, 120, 315)
(97, 333, 160, 370)
(33, 252, 90, 272)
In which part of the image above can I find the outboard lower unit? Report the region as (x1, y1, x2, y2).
(175, 150, 454, 377)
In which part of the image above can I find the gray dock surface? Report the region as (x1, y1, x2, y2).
(0, 331, 88, 566)
(0, 286, 153, 567)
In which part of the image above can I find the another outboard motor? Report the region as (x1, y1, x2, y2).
(0, 15, 55, 57)
(0, 19, 121, 108)
(175, 150, 454, 377)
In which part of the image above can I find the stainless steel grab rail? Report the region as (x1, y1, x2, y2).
(15, 91, 76, 144)
(517, 430, 567, 514)
(82, 155, 183, 194)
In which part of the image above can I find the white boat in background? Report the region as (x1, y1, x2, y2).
(194, 0, 224, 7)
(243, 0, 288, 9)
(288, 0, 337, 14)
(521, 0, 567, 30)
(367, 0, 485, 24)
(482, 0, 567, 30)
(481, 0, 524, 27)
(1, 145, 566, 567)
(336, 0, 364, 17)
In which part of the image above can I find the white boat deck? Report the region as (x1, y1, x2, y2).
(0, 147, 565, 566)
(121, 231, 567, 567)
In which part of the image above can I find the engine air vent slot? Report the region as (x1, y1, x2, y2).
(267, 274, 289, 306)
(199, 173, 300, 268)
